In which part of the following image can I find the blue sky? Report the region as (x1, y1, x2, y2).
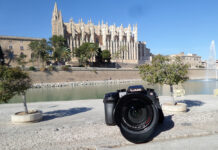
(0, 0, 218, 60)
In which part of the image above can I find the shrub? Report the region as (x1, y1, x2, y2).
(102, 50, 111, 63)
(48, 65, 57, 71)
(0, 66, 32, 103)
(29, 66, 36, 71)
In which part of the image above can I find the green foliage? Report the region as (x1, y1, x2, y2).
(139, 55, 189, 86)
(0, 66, 32, 103)
(29, 39, 51, 67)
(61, 65, 71, 71)
(95, 48, 103, 64)
(48, 65, 57, 71)
(102, 50, 111, 63)
(49, 35, 66, 48)
(29, 66, 36, 71)
(49, 35, 71, 63)
(53, 47, 71, 62)
(75, 43, 98, 66)
(88, 43, 98, 64)
(2, 49, 15, 66)
(0, 45, 4, 65)
(16, 53, 27, 69)
(198, 65, 205, 68)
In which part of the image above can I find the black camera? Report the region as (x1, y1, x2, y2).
(103, 85, 164, 143)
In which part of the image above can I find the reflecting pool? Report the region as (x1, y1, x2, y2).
(9, 79, 218, 103)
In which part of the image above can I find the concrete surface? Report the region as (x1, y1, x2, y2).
(110, 134, 218, 150)
(0, 95, 218, 150)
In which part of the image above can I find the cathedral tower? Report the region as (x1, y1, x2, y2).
(52, 2, 64, 36)
(51, 3, 151, 64)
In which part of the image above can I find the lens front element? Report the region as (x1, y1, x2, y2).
(128, 105, 147, 124)
(121, 98, 153, 131)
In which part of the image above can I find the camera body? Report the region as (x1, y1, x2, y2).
(103, 85, 164, 143)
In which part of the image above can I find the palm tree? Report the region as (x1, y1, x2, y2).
(16, 53, 27, 70)
(49, 35, 67, 64)
(88, 43, 98, 66)
(49, 35, 66, 48)
(29, 39, 50, 67)
(62, 48, 71, 62)
(3, 49, 16, 66)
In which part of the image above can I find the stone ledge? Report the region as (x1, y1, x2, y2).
(162, 102, 187, 112)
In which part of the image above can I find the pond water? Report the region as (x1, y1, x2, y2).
(9, 79, 218, 103)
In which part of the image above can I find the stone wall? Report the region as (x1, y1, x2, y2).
(28, 69, 214, 84)
(0, 36, 41, 66)
(188, 69, 217, 79)
(29, 69, 140, 83)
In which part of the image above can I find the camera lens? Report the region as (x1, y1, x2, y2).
(128, 106, 147, 124)
(121, 98, 153, 131)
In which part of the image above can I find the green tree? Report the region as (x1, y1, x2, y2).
(75, 43, 98, 66)
(139, 55, 189, 104)
(0, 66, 32, 113)
(102, 50, 111, 63)
(16, 53, 27, 70)
(0, 45, 4, 65)
(75, 43, 90, 66)
(29, 39, 50, 67)
(3, 50, 15, 66)
(62, 48, 71, 62)
(49, 35, 69, 64)
(52, 46, 71, 63)
(49, 35, 66, 48)
(95, 48, 103, 64)
(88, 43, 98, 65)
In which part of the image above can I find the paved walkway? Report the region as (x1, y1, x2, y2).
(0, 95, 217, 150)
(110, 134, 218, 150)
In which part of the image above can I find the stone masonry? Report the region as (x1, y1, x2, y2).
(52, 2, 151, 64)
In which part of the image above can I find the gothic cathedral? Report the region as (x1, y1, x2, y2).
(52, 2, 151, 64)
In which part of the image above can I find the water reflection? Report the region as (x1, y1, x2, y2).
(10, 80, 218, 103)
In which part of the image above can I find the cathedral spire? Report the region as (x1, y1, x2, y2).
(52, 2, 64, 37)
(53, 2, 58, 15)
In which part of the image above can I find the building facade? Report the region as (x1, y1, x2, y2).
(170, 52, 202, 68)
(52, 3, 151, 64)
(0, 36, 42, 66)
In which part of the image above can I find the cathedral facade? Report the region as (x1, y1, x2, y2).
(52, 3, 151, 64)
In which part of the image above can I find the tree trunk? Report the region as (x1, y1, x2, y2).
(170, 85, 176, 105)
(122, 51, 124, 63)
(22, 93, 28, 114)
(91, 55, 94, 66)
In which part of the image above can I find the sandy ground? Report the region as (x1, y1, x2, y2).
(0, 95, 218, 150)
